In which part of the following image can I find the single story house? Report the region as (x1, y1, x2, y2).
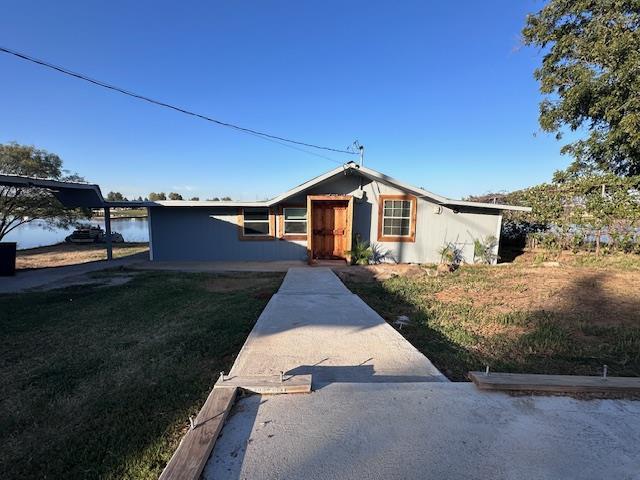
(147, 162, 530, 264)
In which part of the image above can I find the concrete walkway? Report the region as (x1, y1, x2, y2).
(228, 267, 446, 385)
(205, 267, 640, 479)
(0, 253, 146, 293)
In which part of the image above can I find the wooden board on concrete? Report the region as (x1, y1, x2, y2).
(215, 374, 312, 394)
(469, 371, 640, 394)
(159, 386, 237, 480)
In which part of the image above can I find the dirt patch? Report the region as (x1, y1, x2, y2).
(204, 276, 280, 293)
(334, 264, 428, 284)
(32, 273, 136, 292)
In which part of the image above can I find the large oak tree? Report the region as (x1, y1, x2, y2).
(523, 0, 640, 176)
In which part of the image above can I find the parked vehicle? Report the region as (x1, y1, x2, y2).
(65, 225, 124, 244)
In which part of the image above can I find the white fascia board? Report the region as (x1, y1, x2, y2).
(155, 200, 268, 207)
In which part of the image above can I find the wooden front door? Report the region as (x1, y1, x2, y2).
(311, 201, 349, 260)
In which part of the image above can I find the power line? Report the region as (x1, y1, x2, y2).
(0, 46, 358, 158)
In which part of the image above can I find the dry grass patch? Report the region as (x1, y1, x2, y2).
(343, 258, 640, 381)
(16, 242, 149, 269)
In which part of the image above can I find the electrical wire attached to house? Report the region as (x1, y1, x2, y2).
(0, 45, 359, 162)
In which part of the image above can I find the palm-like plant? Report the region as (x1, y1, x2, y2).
(347, 239, 374, 265)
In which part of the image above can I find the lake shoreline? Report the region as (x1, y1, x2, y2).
(6, 217, 150, 250)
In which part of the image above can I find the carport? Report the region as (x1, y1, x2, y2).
(0, 173, 153, 260)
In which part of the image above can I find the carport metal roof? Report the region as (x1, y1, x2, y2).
(0, 174, 155, 208)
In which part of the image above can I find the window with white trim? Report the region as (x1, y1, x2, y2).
(283, 207, 307, 235)
(243, 208, 270, 236)
(382, 199, 412, 237)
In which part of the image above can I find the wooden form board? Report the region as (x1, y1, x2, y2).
(469, 371, 640, 394)
(215, 374, 312, 394)
(159, 386, 237, 480)
(159, 374, 312, 480)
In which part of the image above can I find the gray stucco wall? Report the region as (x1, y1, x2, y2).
(149, 171, 502, 263)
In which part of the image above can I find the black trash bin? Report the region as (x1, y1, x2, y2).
(0, 242, 17, 276)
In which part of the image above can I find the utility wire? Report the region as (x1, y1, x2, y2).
(0, 46, 358, 157)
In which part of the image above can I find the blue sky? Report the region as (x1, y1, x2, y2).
(1, 1, 569, 201)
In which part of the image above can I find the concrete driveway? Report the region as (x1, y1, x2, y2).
(204, 267, 640, 479)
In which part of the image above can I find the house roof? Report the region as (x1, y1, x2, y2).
(156, 163, 532, 212)
(0, 163, 531, 212)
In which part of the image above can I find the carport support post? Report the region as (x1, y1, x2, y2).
(104, 206, 113, 261)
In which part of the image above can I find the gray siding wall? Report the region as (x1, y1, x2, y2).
(149, 207, 307, 261)
(149, 171, 502, 263)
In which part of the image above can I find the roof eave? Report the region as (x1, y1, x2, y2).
(154, 200, 268, 207)
(442, 200, 532, 212)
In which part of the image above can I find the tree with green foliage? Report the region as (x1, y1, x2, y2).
(189, 196, 200, 201)
(106, 191, 125, 202)
(148, 192, 166, 201)
(0, 142, 88, 241)
(523, 0, 640, 176)
(168, 192, 183, 200)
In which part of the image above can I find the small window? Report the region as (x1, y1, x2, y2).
(378, 195, 416, 242)
(283, 207, 307, 235)
(243, 208, 270, 236)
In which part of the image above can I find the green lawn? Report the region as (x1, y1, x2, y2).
(0, 270, 283, 480)
(344, 257, 640, 381)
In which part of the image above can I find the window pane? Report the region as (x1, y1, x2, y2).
(244, 221, 270, 235)
(244, 209, 269, 221)
(284, 221, 306, 234)
(382, 200, 412, 237)
(284, 208, 307, 220)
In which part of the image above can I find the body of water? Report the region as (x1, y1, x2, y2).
(4, 218, 149, 250)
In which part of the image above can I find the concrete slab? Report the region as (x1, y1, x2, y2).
(205, 382, 640, 480)
(228, 268, 446, 384)
(0, 253, 146, 294)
